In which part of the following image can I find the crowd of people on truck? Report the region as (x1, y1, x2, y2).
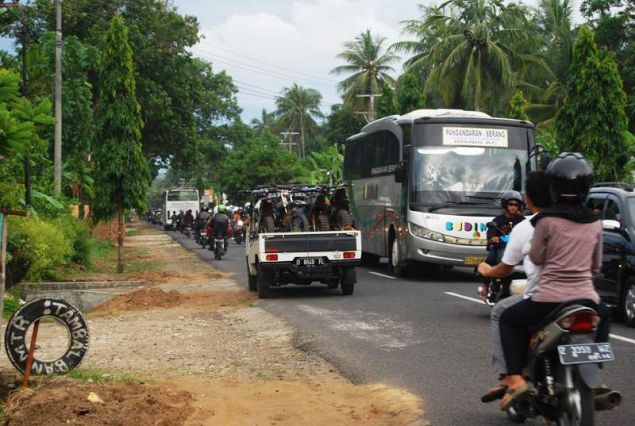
(255, 187, 355, 234)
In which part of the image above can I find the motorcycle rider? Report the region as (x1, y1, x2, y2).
(480, 191, 525, 300)
(477, 171, 551, 402)
(207, 204, 230, 252)
(182, 209, 194, 229)
(497, 153, 608, 410)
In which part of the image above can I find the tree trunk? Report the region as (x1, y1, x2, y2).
(117, 204, 124, 273)
(300, 115, 306, 158)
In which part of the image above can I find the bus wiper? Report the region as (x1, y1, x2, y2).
(464, 195, 499, 202)
(427, 201, 489, 213)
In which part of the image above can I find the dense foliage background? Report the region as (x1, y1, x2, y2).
(0, 0, 633, 281)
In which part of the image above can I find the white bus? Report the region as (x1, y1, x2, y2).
(343, 109, 537, 276)
(161, 187, 200, 230)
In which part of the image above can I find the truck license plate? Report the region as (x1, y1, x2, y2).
(557, 343, 615, 365)
(296, 257, 328, 267)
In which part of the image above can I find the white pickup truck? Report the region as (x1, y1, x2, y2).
(245, 190, 362, 298)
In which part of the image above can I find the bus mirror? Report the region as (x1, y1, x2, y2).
(394, 163, 406, 183)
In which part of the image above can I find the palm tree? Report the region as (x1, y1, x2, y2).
(250, 108, 276, 136)
(518, 0, 575, 127)
(275, 83, 323, 158)
(330, 30, 399, 114)
(395, 0, 529, 112)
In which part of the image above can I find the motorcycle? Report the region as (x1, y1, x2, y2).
(478, 231, 521, 306)
(502, 300, 620, 425)
(233, 220, 244, 244)
(213, 235, 225, 260)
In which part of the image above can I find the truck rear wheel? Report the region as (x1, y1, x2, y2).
(257, 264, 272, 299)
(341, 267, 356, 296)
(247, 258, 257, 292)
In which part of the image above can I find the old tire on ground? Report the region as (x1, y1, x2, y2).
(4, 298, 90, 375)
(622, 277, 635, 327)
(340, 267, 356, 295)
(247, 258, 257, 292)
(257, 263, 273, 299)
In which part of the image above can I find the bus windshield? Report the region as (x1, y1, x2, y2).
(411, 146, 527, 205)
(167, 190, 198, 202)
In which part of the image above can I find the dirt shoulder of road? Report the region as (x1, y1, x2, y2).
(0, 221, 426, 425)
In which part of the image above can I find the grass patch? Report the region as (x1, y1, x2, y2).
(126, 228, 141, 237)
(66, 369, 146, 384)
(123, 260, 161, 274)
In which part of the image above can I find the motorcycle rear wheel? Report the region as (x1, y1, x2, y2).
(556, 366, 594, 426)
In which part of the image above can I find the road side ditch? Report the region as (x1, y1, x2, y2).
(0, 221, 426, 425)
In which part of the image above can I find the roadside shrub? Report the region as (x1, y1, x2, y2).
(7, 216, 73, 283)
(3, 295, 22, 319)
(53, 215, 92, 267)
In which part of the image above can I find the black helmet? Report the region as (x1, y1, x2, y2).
(501, 190, 523, 209)
(547, 152, 594, 204)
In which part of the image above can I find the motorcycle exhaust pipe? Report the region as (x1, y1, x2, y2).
(595, 390, 622, 411)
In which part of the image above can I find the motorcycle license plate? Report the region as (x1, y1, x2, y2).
(557, 343, 615, 365)
(464, 256, 485, 265)
(200, 232, 207, 236)
(295, 257, 328, 267)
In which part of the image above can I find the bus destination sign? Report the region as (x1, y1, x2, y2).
(442, 127, 508, 148)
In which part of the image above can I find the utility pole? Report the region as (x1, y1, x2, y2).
(280, 131, 299, 153)
(0, 0, 31, 208)
(356, 93, 382, 122)
(53, 0, 62, 196)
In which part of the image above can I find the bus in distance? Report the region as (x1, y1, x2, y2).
(161, 187, 200, 230)
(343, 109, 537, 276)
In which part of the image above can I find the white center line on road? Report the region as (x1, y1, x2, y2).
(368, 271, 397, 280)
(444, 291, 635, 346)
(444, 291, 483, 304)
(610, 334, 635, 345)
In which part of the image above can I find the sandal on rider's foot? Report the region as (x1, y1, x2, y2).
(481, 385, 508, 403)
(500, 383, 536, 411)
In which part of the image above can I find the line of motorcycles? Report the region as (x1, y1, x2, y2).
(192, 219, 244, 260)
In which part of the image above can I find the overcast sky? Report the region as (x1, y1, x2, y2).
(1, 1, 583, 123)
(173, 0, 583, 123)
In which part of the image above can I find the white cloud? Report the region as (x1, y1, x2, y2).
(188, 0, 420, 122)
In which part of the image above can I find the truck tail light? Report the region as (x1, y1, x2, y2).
(265, 254, 278, 261)
(343, 251, 356, 259)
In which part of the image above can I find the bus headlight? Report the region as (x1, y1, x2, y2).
(409, 222, 445, 242)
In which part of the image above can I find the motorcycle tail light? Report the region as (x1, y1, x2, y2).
(558, 311, 600, 333)
(265, 254, 278, 261)
(343, 251, 356, 259)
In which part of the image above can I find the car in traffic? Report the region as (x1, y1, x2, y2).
(587, 183, 635, 326)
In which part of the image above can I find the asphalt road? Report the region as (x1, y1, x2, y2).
(166, 228, 635, 425)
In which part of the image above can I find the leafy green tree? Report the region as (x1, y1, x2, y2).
(509, 90, 530, 120)
(275, 83, 323, 158)
(396, 73, 427, 114)
(220, 131, 310, 202)
(376, 84, 397, 118)
(92, 15, 150, 273)
(518, 0, 575, 127)
(250, 108, 276, 136)
(555, 27, 631, 181)
(323, 105, 366, 145)
(304, 144, 344, 185)
(330, 30, 398, 110)
(581, 0, 635, 132)
(396, 0, 529, 112)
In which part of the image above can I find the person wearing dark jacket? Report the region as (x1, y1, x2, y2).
(480, 191, 525, 299)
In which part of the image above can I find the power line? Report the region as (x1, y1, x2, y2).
(197, 40, 338, 84)
(192, 46, 334, 88)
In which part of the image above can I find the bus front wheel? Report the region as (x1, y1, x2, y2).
(389, 237, 408, 277)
